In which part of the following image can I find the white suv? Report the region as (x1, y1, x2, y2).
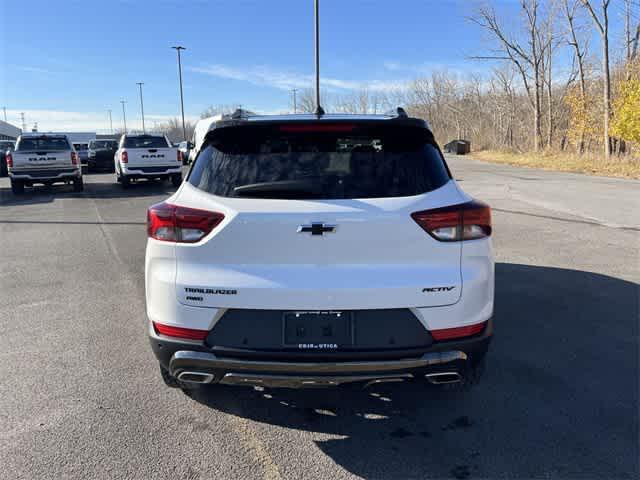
(146, 110, 494, 390)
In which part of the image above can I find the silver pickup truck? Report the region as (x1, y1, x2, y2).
(7, 133, 83, 195)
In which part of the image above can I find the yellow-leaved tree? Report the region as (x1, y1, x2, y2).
(611, 66, 640, 145)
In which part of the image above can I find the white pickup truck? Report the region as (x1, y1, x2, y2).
(7, 133, 83, 195)
(114, 134, 182, 188)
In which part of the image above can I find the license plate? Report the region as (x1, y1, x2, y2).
(283, 311, 352, 349)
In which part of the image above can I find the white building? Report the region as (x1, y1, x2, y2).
(0, 120, 22, 140)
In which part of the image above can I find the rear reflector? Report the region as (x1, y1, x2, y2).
(279, 124, 356, 133)
(147, 202, 224, 243)
(431, 321, 486, 341)
(411, 200, 491, 241)
(6, 153, 12, 168)
(153, 322, 209, 340)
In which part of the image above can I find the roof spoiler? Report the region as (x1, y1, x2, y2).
(384, 107, 409, 118)
(227, 109, 256, 120)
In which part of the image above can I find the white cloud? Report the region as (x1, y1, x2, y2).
(189, 64, 409, 93)
(4, 109, 199, 134)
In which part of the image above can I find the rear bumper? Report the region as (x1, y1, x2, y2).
(150, 318, 492, 388)
(121, 165, 182, 177)
(88, 156, 113, 169)
(9, 167, 81, 182)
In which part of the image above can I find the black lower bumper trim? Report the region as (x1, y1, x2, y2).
(150, 318, 492, 371)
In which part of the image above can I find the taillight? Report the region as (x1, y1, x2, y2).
(71, 151, 78, 165)
(153, 322, 209, 340)
(147, 202, 224, 243)
(431, 321, 486, 341)
(6, 153, 12, 168)
(411, 200, 491, 241)
(177, 150, 183, 162)
(121, 151, 128, 163)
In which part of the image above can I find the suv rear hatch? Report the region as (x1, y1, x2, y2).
(12, 136, 73, 169)
(172, 121, 464, 310)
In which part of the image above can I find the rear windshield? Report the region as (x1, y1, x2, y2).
(17, 137, 70, 151)
(73, 143, 88, 150)
(188, 124, 450, 199)
(90, 140, 118, 149)
(123, 136, 168, 149)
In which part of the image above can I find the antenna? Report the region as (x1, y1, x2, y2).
(314, 0, 324, 116)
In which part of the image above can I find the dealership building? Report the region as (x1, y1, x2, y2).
(0, 120, 22, 140)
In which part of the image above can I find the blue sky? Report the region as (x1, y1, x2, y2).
(0, 0, 628, 132)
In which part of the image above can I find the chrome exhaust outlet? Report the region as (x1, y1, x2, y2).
(176, 371, 215, 384)
(425, 372, 462, 385)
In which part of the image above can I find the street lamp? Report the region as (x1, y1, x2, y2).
(171, 46, 187, 141)
(108, 109, 113, 134)
(136, 82, 146, 134)
(291, 88, 298, 113)
(120, 100, 127, 134)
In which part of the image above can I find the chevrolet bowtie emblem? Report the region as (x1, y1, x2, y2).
(297, 223, 337, 235)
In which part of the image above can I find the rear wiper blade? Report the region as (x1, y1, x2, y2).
(233, 179, 322, 198)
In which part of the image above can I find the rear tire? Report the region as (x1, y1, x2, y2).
(159, 364, 205, 392)
(73, 177, 84, 192)
(171, 173, 182, 187)
(10, 179, 24, 195)
(160, 364, 183, 388)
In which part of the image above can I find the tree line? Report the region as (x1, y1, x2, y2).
(167, 1, 638, 161)
(293, 0, 640, 160)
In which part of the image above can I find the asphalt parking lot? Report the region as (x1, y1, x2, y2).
(0, 158, 638, 479)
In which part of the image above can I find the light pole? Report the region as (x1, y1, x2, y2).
(171, 46, 187, 141)
(291, 88, 298, 113)
(314, 0, 323, 115)
(136, 82, 146, 133)
(2, 107, 6, 122)
(108, 109, 113, 134)
(120, 100, 127, 134)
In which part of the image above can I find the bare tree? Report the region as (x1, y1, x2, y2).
(624, 0, 640, 66)
(200, 105, 237, 119)
(470, 1, 551, 151)
(581, 0, 611, 159)
(564, 0, 589, 152)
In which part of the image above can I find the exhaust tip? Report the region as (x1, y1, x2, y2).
(176, 371, 215, 384)
(425, 372, 462, 385)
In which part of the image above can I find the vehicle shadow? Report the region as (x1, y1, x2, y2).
(185, 263, 638, 479)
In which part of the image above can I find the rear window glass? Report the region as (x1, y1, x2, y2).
(188, 124, 450, 199)
(90, 140, 118, 149)
(17, 137, 70, 151)
(73, 143, 88, 150)
(124, 136, 168, 149)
